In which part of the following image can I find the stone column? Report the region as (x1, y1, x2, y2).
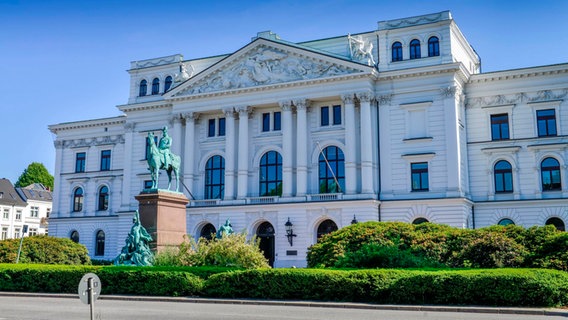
(280, 100, 293, 197)
(223, 108, 236, 200)
(342, 93, 357, 194)
(358, 92, 375, 194)
(52, 140, 64, 216)
(182, 112, 198, 197)
(294, 99, 309, 196)
(170, 115, 182, 156)
(121, 122, 135, 210)
(237, 106, 251, 199)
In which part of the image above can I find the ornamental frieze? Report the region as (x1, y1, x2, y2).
(466, 88, 568, 107)
(61, 135, 125, 148)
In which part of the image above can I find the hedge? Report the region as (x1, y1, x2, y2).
(2, 265, 567, 306)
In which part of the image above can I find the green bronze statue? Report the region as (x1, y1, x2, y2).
(114, 210, 154, 266)
(146, 126, 181, 191)
(216, 219, 234, 238)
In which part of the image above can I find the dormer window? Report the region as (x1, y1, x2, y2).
(428, 36, 440, 57)
(139, 80, 147, 96)
(164, 76, 173, 92)
(392, 42, 402, 62)
(151, 78, 160, 95)
(410, 39, 421, 59)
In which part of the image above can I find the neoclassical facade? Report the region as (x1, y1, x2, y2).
(48, 11, 567, 266)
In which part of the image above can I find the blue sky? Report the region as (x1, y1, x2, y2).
(1, 0, 567, 184)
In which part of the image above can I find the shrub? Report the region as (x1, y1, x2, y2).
(154, 233, 270, 269)
(451, 231, 527, 268)
(334, 243, 442, 268)
(0, 235, 90, 265)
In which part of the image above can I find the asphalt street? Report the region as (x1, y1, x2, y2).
(0, 294, 566, 320)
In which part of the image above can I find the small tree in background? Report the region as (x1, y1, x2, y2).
(15, 162, 54, 190)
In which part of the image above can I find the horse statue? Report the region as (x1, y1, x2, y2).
(146, 130, 181, 191)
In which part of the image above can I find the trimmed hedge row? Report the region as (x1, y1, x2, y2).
(1, 264, 568, 307)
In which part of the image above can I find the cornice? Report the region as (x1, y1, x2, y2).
(48, 116, 126, 133)
(466, 88, 568, 108)
(116, 101, 173, 113)
(469, 63, 568, 84)
(377, 63, 470, 84)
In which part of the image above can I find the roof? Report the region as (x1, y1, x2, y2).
(16, 183, 53, 202)
(0, 179, 27, 207)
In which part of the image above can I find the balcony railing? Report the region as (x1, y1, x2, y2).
(247, 196, 278, 204)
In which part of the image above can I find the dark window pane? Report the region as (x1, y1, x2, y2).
(262, 113, 270, 132)
(75, 152, 86, 173)
(95, 230, 105, 256)
(98, 186, 109, 211)
(139, 80, 147, 96)
(541, 157, 561, 191)
(259, 151, 282, 196)
(411, 162, 429, 191)
(318, 146, 345, 193)
(164, 76, 173, 92)
(208, 119, 216, 137)
(428, 37, 440, 57)
(100, 150, 111, 171)
(537, 109, 557, 137)
(205, 156, 225, 199)
(491, 114, 509, 141)
(73, 188, 83, 212)
(151, 78, 160, 95)
(321, 107, 329, 126)
(410, 39, 421, 59)
(218, 118, 226, 136)
(392, 42, 402, 62)
(332, 105, 342, 125)
(273, 112, 281, 131)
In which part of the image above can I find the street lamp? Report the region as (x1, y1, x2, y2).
(285, 217, 296, 246)
(351, 215, 358, 224)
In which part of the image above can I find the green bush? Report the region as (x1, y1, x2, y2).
(307, 222, 568, 270)
(155, 233, 270, 269)
(0, 236, 90, 265)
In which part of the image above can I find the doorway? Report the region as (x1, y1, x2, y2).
(256, 221, 275, 267)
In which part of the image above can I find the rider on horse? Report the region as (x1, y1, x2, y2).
(158, 126, 172, 169)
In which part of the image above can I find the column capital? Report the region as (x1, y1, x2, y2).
(222, 107, 235, 118)
(236, 106, 251, 115)
(355, 91, 375, 103)
(440, 85, 457, 98)
(182, 112, 200, 121)
(54, 140, 64, 149)
(341, 93, 356, 105)
(124, 122, 136, 132)
(292, 98, 310, 111)
(376, 93, 393, 106)
(279, 100, 293, 112)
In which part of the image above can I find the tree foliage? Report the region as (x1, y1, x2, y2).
(15, 162, 54, 190)
(0, 235, 90, 265)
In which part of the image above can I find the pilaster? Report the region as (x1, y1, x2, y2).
(223, 108, 236, 200)
(237, 106, 251, 199)
(280, 100, 294, 197)
(357, 91, 375, 194)
(182, 112, 198, 196)
(342, 93, 357, 194)
(294, 99, 309, 196)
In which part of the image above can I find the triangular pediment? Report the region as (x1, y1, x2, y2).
(167, 38, 372, 98)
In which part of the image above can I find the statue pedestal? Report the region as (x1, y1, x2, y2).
(135, 190, 189, 253)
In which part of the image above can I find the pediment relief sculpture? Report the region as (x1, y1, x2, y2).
(174, 45, 360, 96)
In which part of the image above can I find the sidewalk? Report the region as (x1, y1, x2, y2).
(1, 291, 566, 317)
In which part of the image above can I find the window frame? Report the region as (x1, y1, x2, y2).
(409, 39, 421, 59)
(151, 77, 160, 95)
(536, 109, 557, 137)
(205, 155, 225, 199)
(411, 162, 429, 191)
(494, 160, 513, 193)
(164, 76, 173, 92)
(100, 150, 111, 171)
(97, 185, 109, 211)
(139, 79, 147, 96)
(490, 113, 510, 141)
(392, 41, 403, 62)
(541, 157, 562, 191)
(318, 146, 345, 194)
(75, 152, 86, 173)
(95, 230, 105, 256)
(428, 36, 440, 57)
(259, 151, 283, 197)
(73, 187, 84, 212)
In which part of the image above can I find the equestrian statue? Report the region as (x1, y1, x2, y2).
(146, 126, 181, 191)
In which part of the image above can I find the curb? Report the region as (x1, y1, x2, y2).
(1, 292, 566, 317)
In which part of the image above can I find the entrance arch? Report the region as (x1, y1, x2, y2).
(256, 221, 275, 267)
(316, 219, 338, 239)
(200, 223, 216, 240)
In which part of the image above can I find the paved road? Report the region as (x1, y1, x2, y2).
(0, 295, 566, 320)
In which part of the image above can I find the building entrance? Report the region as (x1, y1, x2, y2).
(256, 221, 275, 267)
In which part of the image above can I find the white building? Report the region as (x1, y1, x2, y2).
(48, 11, 567, 266)
(0, 179, 51, 240)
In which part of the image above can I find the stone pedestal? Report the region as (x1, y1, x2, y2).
(135, 190, 189, 253)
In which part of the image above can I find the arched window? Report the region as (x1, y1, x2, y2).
(139, 80, 147, 96)
(409, 39, 421, 59)
(317, 219, 338, 239)
(205, 155, 225, 199)
(318, 146, 345, 194)
(95, 230, 105, 256)
(151, 78, 160, 95)
(259, 151, 282, 196)
(392, 41, 403, 62)
(200, 223, 217, 240)
(98, 186, 109, 211)
(412, 217, 429, 224)
(541, 157, 561, 191)
(498, 218, 515, 226)
(73, 187, 83, 212)
(494, 160, 513, 193)
(546, 217, 565, 231)
(70, 230, 79, 243)
(164, 76, 173, 92)
(428, 36, 440, 57)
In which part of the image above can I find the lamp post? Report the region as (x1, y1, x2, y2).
(285, 217, 296, 246)
(351, 215, 358, 224)
(16, 224, 28, 263)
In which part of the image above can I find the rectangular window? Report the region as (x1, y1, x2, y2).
(208, 119, 216, 137)
(14, 228, 20, 239)
(537, 109, 557, 137)
(273, 112, 281, 131)
(411, 162, 429, 191)
(30, 206, 39, 218)
(491, 114, 510, 141)
(15, 210, 22, 221)
(262, 113, 271, 132)
(218, 118, 226, 136)
(100, 150, 111, 171)
(28, 228, 38, 236)
(3, 209, 9, 220)
(75, 152, 86, 173)
(321, 106, 329, 126)
(332, 105, 342, 125)
(1, 227, 7, 240)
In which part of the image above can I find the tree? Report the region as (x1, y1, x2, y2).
(15, 162, 54, 190)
